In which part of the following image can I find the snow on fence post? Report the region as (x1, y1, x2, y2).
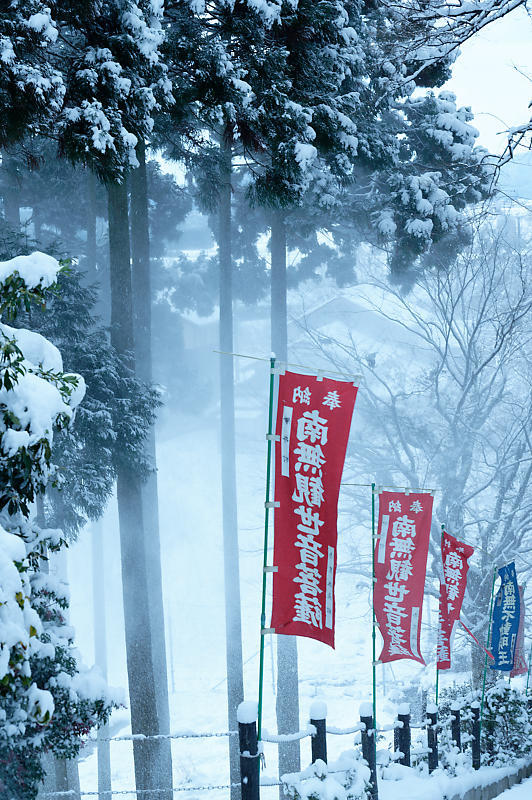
(426, 703, 438, 773)
(471, 702, 481, 770)
(451, 702, 461, 751)
(309, 700, 327, 765)
(395, 704, 411, 767)
(238, 702, 260, 800)
(360, 702, 378, 800)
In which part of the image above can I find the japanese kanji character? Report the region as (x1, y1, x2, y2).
(447, 584, 460, 602)
(409, 500, 423, 514)
(391, 515, 416, 539)
(293, 386, 311, 405)
(309, 476, 325, 507)
(389, 500, 402, 513)
(445, 552, 463, 570)
(294, 442, 326, 474)
(293, 593, 322, 628)
(389, 536, 416, 558)
(384, 582, 410, 603)
(292, 474, 324, 507)
(296, 409, 328, 445)
(292, 474, 311, 506)
(293, 564, 322, 596)
(322, 390, 341, 410)
(444, 565, 462, 583)
(386, 558, 413, 582)
(294, 505, 323, 536)
(383, 600, 408, 627)
(295, 533, 324, 567)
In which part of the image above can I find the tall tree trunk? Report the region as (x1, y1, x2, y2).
(92, 517, 112, 800)
(87, 171, 98, 280)
(270, 210, 301, 785)
(218, 141, 244, 800)
(130, 140, 173, 798)
(2, 152, 20, 229)
(108, 179, 164, 798)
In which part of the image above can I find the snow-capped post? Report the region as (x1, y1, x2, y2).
(360, 703, 378, 800)
(238, 702, 260, 800)
(451, 702, 461, 751)
(471, 702, 481, 770)
(395, 704, 411, 767)
(309, 700, 327, 764)
(426, 703, 438, 773)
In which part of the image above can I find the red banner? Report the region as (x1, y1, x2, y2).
(374, 491, 433, 664)
(270, 370, 358, 647)
(437, 531, 474, 670)
(510, 586, 527, 677)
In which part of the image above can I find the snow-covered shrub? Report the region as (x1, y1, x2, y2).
(436, 687, 477, 776)
(482, 681, 532, 766)
(0, 253, 119, 799)
(282, 751, 370, 800)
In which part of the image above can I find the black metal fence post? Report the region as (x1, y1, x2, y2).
(395, 704, 411, 767)
(451, 703, 461, 751)
(426, 704, 438, 773)
(310, 701, 327, 764)
(238, 703, 260, 800)
(360, 705, 378, 800)
(472, 702, 480, 770)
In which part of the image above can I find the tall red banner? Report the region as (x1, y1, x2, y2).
(510, 586, 527, 677)
(437, 531, 474, 670)
(374, 491, 433, 664)
(270, 370, 358, 647)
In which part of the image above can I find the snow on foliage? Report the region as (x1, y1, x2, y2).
(282, 752, 370, 800)
(0, 253, 117, 799)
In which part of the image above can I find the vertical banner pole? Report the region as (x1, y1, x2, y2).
(258, 356, 276, 743)
(480, 566, 497, 732)
(435, 523, 445, 705)
(371, 483, 377, 741)
(526, 640, 532, 696)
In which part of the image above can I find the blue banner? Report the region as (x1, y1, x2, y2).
(490, 562, 520, 672)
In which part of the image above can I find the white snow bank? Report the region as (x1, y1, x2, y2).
(378, 760, 532, 800)
(0, 252, 61, 289)
(398, 703, 410, 716)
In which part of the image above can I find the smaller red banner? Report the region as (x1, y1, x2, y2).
(510, 586, 527, 677)
(374, 491, 433, 664)
(437, 531, 474, 670)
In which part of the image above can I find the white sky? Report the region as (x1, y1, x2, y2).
(445, 5, 532, 155)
